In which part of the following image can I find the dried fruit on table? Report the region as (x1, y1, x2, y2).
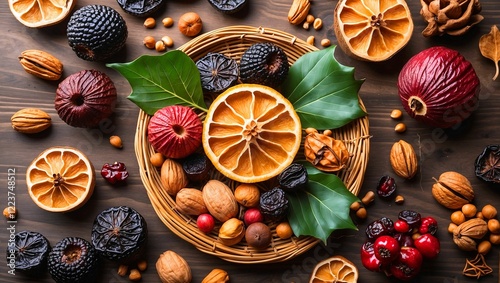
(207, 0, 247, 14)
(18, 50, 63, 80)
(288, 0, 311, 25)
(479, 25, 500, 80)
(178, 12, 203, 37)
(8, 0, 75, 28)
(9, 231, 51, 275)
(117, 0, 165, 17)
(304, 129, 350, 172)
(175, 188, 208, 216)
(333, 0, 413, 61)
(26, 146, 95, 212)
(196, 52, 239, 93)
(432, 171, 474, 209)
(376, 175, 397, 198)
(201, 268, 229, 283)
(397, 46, 480, 129)
(11, 108, 51, 134)
(101, 162, 129, 185)
(202, 84, 302, 183)
(390, 140, 418, 179)
(48, 237, 100, 283)
(309, 255, 358, 283)
(67, 5, 128, 61)
(156, 250, 192, 283)
(420, 0, 483, 37)
(160, 158, 189, 196)
(239, 43, 289, 89)
(55, 69, 117, 128)
(218, 218, 245, 246)
(91, 206, 148, 264)
(202, 180, 239, 222)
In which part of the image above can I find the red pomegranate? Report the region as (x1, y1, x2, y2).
(397, 46, 480, 128)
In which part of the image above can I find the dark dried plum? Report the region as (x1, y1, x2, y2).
(91, 206, 148, 264)
(48, 237, 99, 283)
(278, 163, 308, 192)
(7, 231, 50, 275)
(181, 152, 212, 182)
(207, 0, 248, 14)
(398, 210, 421, 228)
(475, 145, 500, 184)
(259, 187, 288, 221)
(365, 217, 394, 240)
(196, 52, 239, 93)
(117, 0, 165, 17)
(376, 175, 397, 198)
(239, 42, 289, 89)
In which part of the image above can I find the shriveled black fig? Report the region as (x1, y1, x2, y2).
(207, 0, 248, 14)
(7, 231, 51, 276)
(117, 0, 165, 17)
(196, 52, 239, 93)
(277, 163, 308, 192)
(181, 152, 212, 182)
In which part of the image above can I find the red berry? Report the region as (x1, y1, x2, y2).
(390, 246, 423, 281)
(394, 220, 410, 233)
(243, 208, 263, 226)
(360, 241, 382, 272)
(376, 175, 397, 198)
(374, 235, 400, 264)
(196, 213, 215, 233)
(419, 216, 438, 235)
(414, 233, 440, 259)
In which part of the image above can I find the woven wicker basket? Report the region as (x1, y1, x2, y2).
(135, 26, 370, 264)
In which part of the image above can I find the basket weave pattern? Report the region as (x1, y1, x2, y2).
(135, 26, 370, 263)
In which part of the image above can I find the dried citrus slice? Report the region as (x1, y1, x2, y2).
(26, 146, 95, 212)
(334, 0, 413, 61)
(309, 255, 359, 283)
(9, 0, 75, 28)
(202, 84, 302, 183)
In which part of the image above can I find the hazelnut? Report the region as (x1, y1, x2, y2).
(144, 17, 156, 29)
(306, 14, 315, 23)
(489, 233, 500, 245)
(395, 195, 405, 204)
(361, 191, 375, 206)
(321, 38, 331, 47)
(162, 17, 174, 27)
(137, 260, 147, 271)
(161, 36, 174, 47)
(3, 206, 16, 220)
(355, 207, 367, 219)
(155, 40, 166, 52)
(313, 18, 323, 30)
(350, 201, 361, 211)
(150, 152, 165, 167)
(390, 109, 403, 119)
(481, 204, 497, 219)
(461, 203, 477, 218)
(143, 36, 156, 49)
(178, 12, 203, 37)
(109, 135, 123, 149)
(117, 265, 128, 277)
(477, 240, 492, 255)
(448, 222, 458, 234)
(394, 123, 406, 133)
(129, 268, 142, 281)
(488, 218, 500, 234)
(450, 210, 466, 225)
(306, 35, 315, 45)
(303, 21, 310, 30)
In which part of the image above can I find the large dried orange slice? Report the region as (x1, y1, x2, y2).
(309, 255, 359, 283)
(202, 84, 302, 183)
(26, 146, 95, 212)
(334, 0, 413, 62)
(9, 0, 75, 28)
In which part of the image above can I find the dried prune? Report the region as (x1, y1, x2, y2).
(196, 52, 239, 93)
(398, 210, 421, 228)
(278, 163, 308, 192)
(365, 217, 394, 240)
(181, 152, 212, 183)
(376, 175, 397, 198)
(207, 0, 248, 14)
(475, 145, 500, 184)
(259, 187, 288, 221)
(117, 0, 165, 17)
(91, 206, 148, 264)
(7, 231, 50, 275)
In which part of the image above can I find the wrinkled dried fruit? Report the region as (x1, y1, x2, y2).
(304, 129, 350, 172)
(259, 187, 288, 221)
(181, 153, 212, 183)
(239, 43, 289, 89)
(156, 250, 192, 283)
(117, 0, 165, 17)
(277, 163, 308, 192)
(11, 108, 51, 134)
(196, 52, 239, 93)
(160, 159, 189, 196)
(101, 162, 129, 185)
(19, 50, 63, 80)
(207, 0, 247, 14)
(202, 180, 239, 222)
(8, 231, 51, 275)
(234, 183, 260, 208)
(390, 140, 418, 179)
(475, 145, 500, 184)
(432, 171, 474, 209)
(376, 175, 397, 198)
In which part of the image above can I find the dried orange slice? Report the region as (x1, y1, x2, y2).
(26, 146, 95, 212)
(9, 0, 75, 28)
(334, 0, 413, 61)
(202, 84, 302, 183)
(310, 255, 359, 283)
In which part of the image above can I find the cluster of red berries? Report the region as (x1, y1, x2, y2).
(360, 210, 440, 281)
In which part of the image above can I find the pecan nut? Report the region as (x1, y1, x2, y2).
(390, 140, 418, 179)
(19, 49, 63, 80)
(453, 218, 488, 251)
(11, 108, 52, 134)
(432, 171, 474, 209)
(288, 0, 311, 25)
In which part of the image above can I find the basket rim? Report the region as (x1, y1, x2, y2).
(134, 25, 370, 264)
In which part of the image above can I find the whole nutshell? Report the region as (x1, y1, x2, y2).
(432, 171, 474, 209)
(202, 180, 239, 222)
(156, 250, 192, 283)
(245, 222, 272, 249)
(160, 159, 189, 196)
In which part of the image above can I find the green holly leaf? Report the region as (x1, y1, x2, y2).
(286, 164, 359, 244)
(107, 50, 207, 115)
(282, 45, 366, 130)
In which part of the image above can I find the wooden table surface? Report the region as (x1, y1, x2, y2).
(2, 0, 500, 282)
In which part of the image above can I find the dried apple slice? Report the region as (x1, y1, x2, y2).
(9, 0, 75, 28)
(334, 0, 413, 61)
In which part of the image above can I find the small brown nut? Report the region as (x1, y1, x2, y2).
(201, 268, 229, 283)
(313, 18, 323, 30)
(143, 36, 156, 49)
(487, 218, 500, 234)
(350, 201, 361, 211)
(390, 140, 418, 179)
(288, 0, 311, 25)
(432, 171, 474, 209)
(155, 40, 166, 52)
(355, 207, 367, 219)
(476, 211, 484, 219)
(448, 222, 458, 234)
(481, 204, 497, 219)
(109, 135, 123, 149)
(150, 152, 165, 167)
(161, 36, 174, 47)
(156, 251, 192, 283)
(390, 109, 403, 119)
(323, 129, 333, 136)
(477, 240, 492, 255)
(489, 233, 500, 245)
(3, 206, 16, 220)
(306, 35, 315, 45)
(144, 17, 156, 28)
(19, 49, 63, 80)
(321, 38, 331, 47)
(162, 17, 174, 27)
(450, 210, 466, 225)
(11, 108, 51, 134)
(129, 268, 142, 281)
(137, 260, 147, 272)
(361, 191, 375, 206)
(395, 195, 405, 204)
(178, 12, 203, 37)
(303, 21, 310, 30)
(461, 203, 477, 218)
(306, 14, 315, 23)
(117, 264, 128, 277)
(394, 123, 406, 133)
(175, 188, 208, 216)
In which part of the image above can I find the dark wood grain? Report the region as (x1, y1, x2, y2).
(1, 0, 500, 282)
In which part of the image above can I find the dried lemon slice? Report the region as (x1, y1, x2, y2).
(334, 0, 413, 61)
(9, 0, 75, 28)
(309, 255, 359, 283)
(26, 146, 95, 212)
(202, 84, 302, 183)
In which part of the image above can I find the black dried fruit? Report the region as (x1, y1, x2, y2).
(365, 217, 394, 240)
(398, 210, 421, 228)
(239, 42, 289, 89)
(117, 0, 165, 17)
(376, 175, 397, 198)
(196, 52, 239, 93)
(207, 0, 248, 14)
(475, 145, 500, 184)
(278, 163, 308, 192)
(259, 187, 289, 221)
(91, 206, 148, 264)
(48, 237, 99, 283)
(181, 152, 212, 183)
(67, 5, 128, 61)
(7, 231, 50, 275)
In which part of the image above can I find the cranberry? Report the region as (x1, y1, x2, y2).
(419, 216, 438, 235)
(374, 235, 400, 264)
(389, 247, 423, 281)
(414, 233, 440, 259)
(365, 218, 394, 240)
(398, 210, 421, 228)
(376, 175, 397, 198)
(243, 208, 263, 226)
(360, 241, 382, 272)
(100, 162, 129, 185)
(394, 220, 410, 233)
(196, 213, 215, 233)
